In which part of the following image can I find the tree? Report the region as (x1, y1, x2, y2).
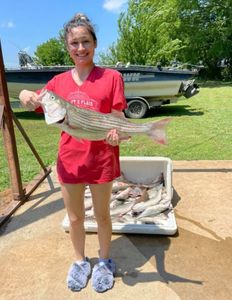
(99, 0, 232, 79)
(99, 0, 184, 66)
(175, 0, 232, 78)
(35, 37, 73, 66)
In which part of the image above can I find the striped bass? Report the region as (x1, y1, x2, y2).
(132, 184, 163, 213)
(40, 90, 171, 144)
(136, 202, 171, 219)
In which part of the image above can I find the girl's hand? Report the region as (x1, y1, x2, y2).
(19, 90, 41, 111)
(106, 110, 131, 145)
(106, 128, 120, 146)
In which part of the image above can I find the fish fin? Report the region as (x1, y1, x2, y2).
(118, 133, 131, 141)
(148, 118, 172, 145)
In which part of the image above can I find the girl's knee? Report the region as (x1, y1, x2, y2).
(69, 214, 85, 227)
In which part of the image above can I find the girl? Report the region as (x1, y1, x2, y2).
(19, 13, 127, 293)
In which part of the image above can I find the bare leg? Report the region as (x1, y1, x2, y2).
(61, 183, 86, 261)
(90, 181, 113, 259)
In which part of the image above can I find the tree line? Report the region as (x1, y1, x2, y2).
(34, 0, 232, 80)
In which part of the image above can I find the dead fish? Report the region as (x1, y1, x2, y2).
(115, 187, 133, 200)
(137, 213, 168, 224)
(136, 202, 171, 219)
(132, 186, 162, 213)
(85, 207, 94, 218)
(40, 90, 171, 144)
(110, 199, 136, 217)
(113, 213, 135, 224)
(84, 186, 92, 198)
(84, 197, 93, 211)
(117, 189, 149, 217)
(132, 185, 163, 213)
(84, 192, 92, 198)
(129, 186, 144, 198)
(134, 188, 149, 203)
(147, 183, 163, 199)
(118, 202, 136, 217)
(112, 181, 131, 193)
(110, 199, 124, 209)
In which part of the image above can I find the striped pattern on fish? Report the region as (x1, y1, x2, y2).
(74, 173, 171, 225)
(112, 181, 131, 192)
(40, 90, 171, 144)
(132, 184, 163, 213)
(136, 213, 168, 225)
(116, 181, 170, 221)
(110, 199, 136, 217)
(136, 202, 171, 220)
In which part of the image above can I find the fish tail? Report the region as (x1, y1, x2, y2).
(148, 118, 172, 145)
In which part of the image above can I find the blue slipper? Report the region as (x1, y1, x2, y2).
(67, 258, 91, 292)
(91, 258, 116, 293)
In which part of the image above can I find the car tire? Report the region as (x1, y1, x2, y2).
(124, 99, 148, 119)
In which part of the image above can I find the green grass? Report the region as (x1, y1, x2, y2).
(120, 82, 232, 160)
(0, 110, 60, 192)
(1, 81, 232, 192)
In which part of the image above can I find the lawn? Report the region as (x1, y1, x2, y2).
(0, 81, 232, 192)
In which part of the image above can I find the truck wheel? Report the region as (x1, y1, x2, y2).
(124, 99, 148, 119)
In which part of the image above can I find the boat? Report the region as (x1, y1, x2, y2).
(5, 51, 200, 118)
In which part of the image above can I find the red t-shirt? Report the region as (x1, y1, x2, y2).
(43, 66, 127, 184)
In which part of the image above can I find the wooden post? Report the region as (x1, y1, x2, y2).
(0, 41, 26, 201)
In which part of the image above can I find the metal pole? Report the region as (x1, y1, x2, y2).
(0, 41, 26, 201)
(12, 113, 48, 171)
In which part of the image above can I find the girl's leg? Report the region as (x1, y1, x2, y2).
(90, 181, 113, 259)
(90, 181, 116, 292)
(61, 183, 86, 260)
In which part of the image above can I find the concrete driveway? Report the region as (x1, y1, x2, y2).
(0, 161, 231, 300)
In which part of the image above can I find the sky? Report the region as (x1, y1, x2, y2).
(0, 0, 128, 68)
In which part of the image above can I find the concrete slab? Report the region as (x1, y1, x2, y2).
(0, 161, 231, 300)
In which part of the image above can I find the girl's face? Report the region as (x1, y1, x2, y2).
(66, 26, 96, 67)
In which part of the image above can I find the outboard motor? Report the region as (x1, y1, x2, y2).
(18, 51, 37, 68)
(180, 80, 199, 98)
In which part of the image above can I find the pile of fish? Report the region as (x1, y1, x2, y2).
(39, 90, 171, 145)
(84, 173, 172, 225)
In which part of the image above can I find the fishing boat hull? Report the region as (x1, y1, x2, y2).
(5, 68, 69, 98)
(5, 65, 199, 118)
(6, 77, 189, 99)
(119, 66, 195, 93)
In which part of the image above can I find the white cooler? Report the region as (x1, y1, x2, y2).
(62, 156, 177, 235)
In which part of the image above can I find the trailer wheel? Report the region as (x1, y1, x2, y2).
(124, 99, 148, 119)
